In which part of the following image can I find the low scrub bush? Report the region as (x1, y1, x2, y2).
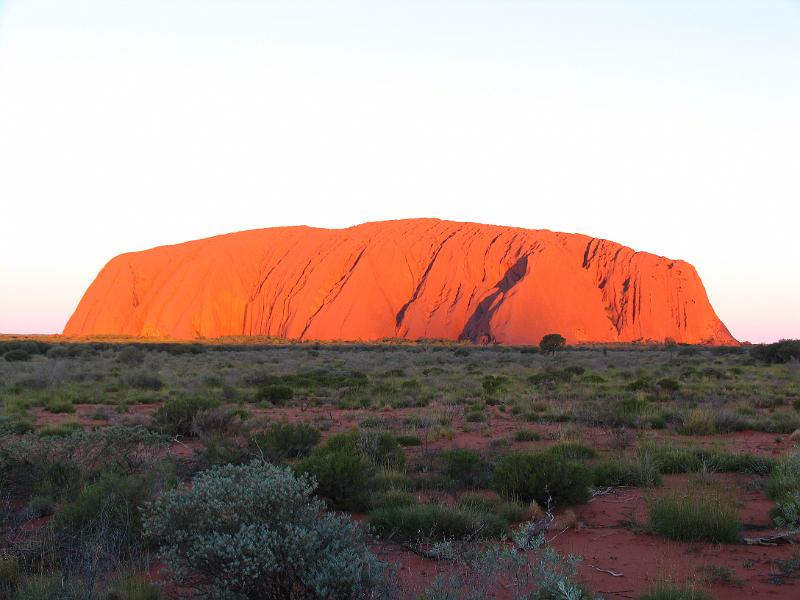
(593, 454, 662, 488)
(513, 429, 541, 442)
(45, 398, 75, 414)
(647, 489, 741, 543)
(105, 576, 166, 600)
(295, 448, 374, 511)
(440, 448, 489, 488)
(152, 396, 220, 436)
(55, 471, 157, 554)
(396, 434, 421, 446)
(255, 384, 294, 404)
(39, 421, 83, 437)
(546, 442, 596, 461)
(190, 406, 246, 437)
(492, 451, 592, 506)
(124, 370, 164, 391)
(250, 421, 321, 463)
(143, 461, 384, 600)
(641, 444, 774, 475)
(0, 553, 20, 596)
(372, 490, 418, 509)
(767, 449, 800, 528)
(681, 409, 716, 435)
(294, 429, 405, 510)
(751, 339, 800, 364)
(3, 349, 31, 362)
(117, 345, 145, 366)
(638, 583, 713, 600)
(368, 502, 507, 542)
(194, 434, 250, 471)
(326, 429, 406, 470)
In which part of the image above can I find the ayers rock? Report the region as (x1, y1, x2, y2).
(64, 219, 736, 344)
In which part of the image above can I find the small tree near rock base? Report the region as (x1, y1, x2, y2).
(539, 334, 566, 357)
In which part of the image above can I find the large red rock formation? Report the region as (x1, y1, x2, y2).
(64, 219, 736, 344)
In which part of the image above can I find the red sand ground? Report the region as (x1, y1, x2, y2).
(63, 219, 735, 345)
(29, 405, 799, 598)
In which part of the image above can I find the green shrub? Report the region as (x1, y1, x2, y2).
(441, 448, 489, 488)
(657, 378, 680, 393)
(750, 339, 800, 364)
(144, 461, 384, 600)
(105, 577, 166, 600)
(396, 434, 421, 446)
(45, 398, 75, 414)
(647, 489, 741, 543)
(25, 495, 55, 518)
(250, 422, 321, 463)
(255, 384, 294, 404)
(38, 421, 83, 437)
(513, 429, 541, 442)
(681, 409, 716, 435)
(611, 396, 650, 426)
(494, 500, 531, 523)
(11, 575, 80, 600)
(482, 375, 508, 395)
(456, 492, 498, 514)
(117, 345, 145, 366)
(0, 434, 83, 501)
(627, 378, 651, 392)
(3, 349, 30, 362)
(640, 444, 774, 475)
(466, 409, 486, 422)
(638, 583, 712, 600)
(0, 553, 20, 596)
(546, 442, 596, 461)
(767, 449, 800, 527)
(0, 418, 35, 435)
(194, 434, 250, 470)
(295, 449, 374, 511)
(372, 468, 412, 492)
(492, 452, 592, 506)
(325, 430, 405, 470)
(593, 455, 662, 488)
(152, 396, 220, 436)
(372, 490, 418, 509)
(368, 503, 507, 542)
(124, 370, 164, 391)
(293, 429, 406, 510)
(190, 406, 246, 437)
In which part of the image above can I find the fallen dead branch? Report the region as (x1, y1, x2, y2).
(743, 529, 800, 546)
(591, 565, 624, 577)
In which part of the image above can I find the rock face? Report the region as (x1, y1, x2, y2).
(64, 219, 736, 344)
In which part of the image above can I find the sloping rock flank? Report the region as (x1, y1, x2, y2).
(64, 219, 736, 344)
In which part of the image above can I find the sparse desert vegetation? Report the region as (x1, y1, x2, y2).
(1, 337, 799, 598)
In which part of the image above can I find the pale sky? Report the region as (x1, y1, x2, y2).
(1, 1, 798, 343)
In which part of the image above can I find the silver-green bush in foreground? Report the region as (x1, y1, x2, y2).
(142, 460, 386, 600)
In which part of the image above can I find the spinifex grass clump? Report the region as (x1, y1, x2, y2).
(593, 452, 663, 488)
(647, 487, 741, 543)
(767, 448, 800, 527)
(368, 502, 508, 542)
(638, 584, 713, 600)
(492, 451, 592, 506)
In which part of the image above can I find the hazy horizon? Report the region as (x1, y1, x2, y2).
(1, 1, 799, 343)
